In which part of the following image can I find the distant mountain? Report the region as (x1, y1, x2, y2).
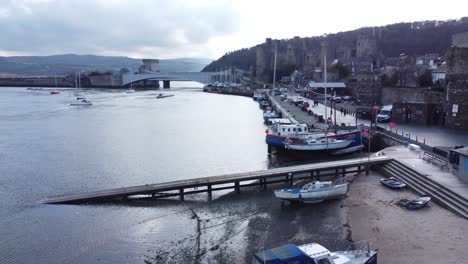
(202, 17, 468, 74)
(0, 54, 213, 76)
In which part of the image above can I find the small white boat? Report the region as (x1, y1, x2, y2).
(274, 179, 349, 203)
(253, 241, 378, 264)
(125, 89, 135, 93)
(156, 93, 174, 99)
(70, 97, 92, 106)
(285, 136, 352, 151)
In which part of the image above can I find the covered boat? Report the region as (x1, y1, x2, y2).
(274, 179, 349, 204)
(253, 242, 378, 264)
(399, 196, 431, 210)
(380, 177, 406, 189)
(263, 111, 279, 123)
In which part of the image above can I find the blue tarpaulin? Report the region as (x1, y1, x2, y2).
(253, 243, 313, 264)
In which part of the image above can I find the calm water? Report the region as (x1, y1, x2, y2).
(0, 85, 340, 263)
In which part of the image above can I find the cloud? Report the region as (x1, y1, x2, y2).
(0, 0, 240, 58)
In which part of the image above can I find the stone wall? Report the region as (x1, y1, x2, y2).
(88, 75, 122, 87)
(445, 47, 468, 130)
(380, 87, 445, 105)
(452, 32, 468, 48)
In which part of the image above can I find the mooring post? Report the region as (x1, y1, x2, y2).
(179, 188, 184, 201)
(310, 170, 314, 179)
(342, 167, 346, 177)
(289, 173, 293, 186)
(235, 181, 240, 194)
(366, 165, 370, 175)
(358, 166, 361, 174)
(263, 178, 267, 191)
(207, 185, 212, 201)
(316, 170, 320, 180)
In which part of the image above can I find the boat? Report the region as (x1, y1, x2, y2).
(156, 93, 174, 99)
(26, 87, 43, 91)
(253, 242, 378, 264)
(50, 90, 60, 94)
(380, 177, 406, 189)
(259, 101, 270, 110)
(70, 97, 92, 106)
(263, 111, 279, 123)
(332, 144, 365, 155)
(274, 179, 349, 204)
(125, 89, 135, 93)
(284, 136, 353, 151)
(265, 121, 361, 150)
(253, 92, 264, 101)
(398, 196, 431, 210)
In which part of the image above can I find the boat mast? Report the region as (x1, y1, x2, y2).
(273, 45, 277, 89)
(324, 45, 328, 149)
(54, 73, 57, 88)
(75, 72, 77, 89)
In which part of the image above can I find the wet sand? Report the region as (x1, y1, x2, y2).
(346, 172, 468, 264)
(136, 170, 467, 263)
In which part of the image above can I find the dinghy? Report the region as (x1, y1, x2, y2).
(380, 177, 406, 189)
(398, 196, 431, 210)
(274, 179, 348, 204)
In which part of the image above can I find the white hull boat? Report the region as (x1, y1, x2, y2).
(70, 97, 92, 106)
(126, 89, 135, 93)
(274, 179, 349, 203)
(285, 136, 352, 151)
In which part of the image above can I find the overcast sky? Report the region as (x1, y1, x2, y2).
(0, 0, 467, 59)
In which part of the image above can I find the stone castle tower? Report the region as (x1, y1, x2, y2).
(357, 34, 378, 58)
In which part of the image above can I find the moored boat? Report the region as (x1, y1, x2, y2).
(274, 179, 349, 203)
(156, 93, 174, 99)
(285, 136, 352, 151)
(399, 196, 431, 210)
(70, 97, 92, 106)
(253, 241, 378, 264)
(125, 89, 135, 93)
(380, 177, 406, 189)
(263, 111, 279, 123)
(50, 90, 60, 94)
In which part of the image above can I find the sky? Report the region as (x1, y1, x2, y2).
(0, 0, 467, 59)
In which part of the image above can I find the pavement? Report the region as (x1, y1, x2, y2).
(382, 145, 468, 200)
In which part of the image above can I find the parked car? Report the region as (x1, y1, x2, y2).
(377, 105, 393, 123)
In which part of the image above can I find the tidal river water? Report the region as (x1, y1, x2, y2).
(1, 85, 336, 263)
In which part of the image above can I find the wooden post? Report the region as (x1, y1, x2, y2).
(310, 171, 314, 179)
(366, 165, 370, 175)
(342, 167, 346, 177)
(207, 185, 212, 201)
(179, 188, 184, 201)
(316, 170, 320, 180)
(335, 168, 339, 177)
(235, 181, 240, 194)
(289, 173, 293, 186)
(263, 178, 267, 191)
(358, 166, 361, 174)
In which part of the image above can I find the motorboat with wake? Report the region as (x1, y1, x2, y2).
(274, 178, 349, 204)
(70, 97, 92, 106)
(253, 241, 378, 264)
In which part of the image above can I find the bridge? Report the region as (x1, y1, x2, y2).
(121, 69, 241, 88)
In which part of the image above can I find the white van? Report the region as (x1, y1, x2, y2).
(377, 105, 392, 123)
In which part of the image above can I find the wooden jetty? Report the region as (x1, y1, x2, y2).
(44, 156, 391, 204)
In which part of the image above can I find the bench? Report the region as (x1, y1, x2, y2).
(419, 151, 449, 171)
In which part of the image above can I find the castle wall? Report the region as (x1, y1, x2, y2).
(452, 32, 468, 48)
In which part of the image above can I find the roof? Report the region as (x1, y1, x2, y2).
(453, 147, 468, 156)
(309, 82, 346, 88)
(254, 243, 311, 264)
(270, 118, 292, 125)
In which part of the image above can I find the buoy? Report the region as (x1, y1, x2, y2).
(265, 129, 269, 134)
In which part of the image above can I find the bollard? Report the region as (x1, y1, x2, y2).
(423, 138, 426, 144)
(416, 136, 418, 142)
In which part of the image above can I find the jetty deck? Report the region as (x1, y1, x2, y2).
(44, 156, 391, 204)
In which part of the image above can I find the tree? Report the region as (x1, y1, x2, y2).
(119, 67, 130, 75)
(418, 70, 433, 87)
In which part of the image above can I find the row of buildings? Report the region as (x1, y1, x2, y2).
(257, 32, 468, 130)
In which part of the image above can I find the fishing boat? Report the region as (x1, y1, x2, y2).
(285, 135, 353, 151)
(265, 120, 308, 147)
(125, 89, 135, 93)
(398, 196, 431, 210)
(253, 92, 264, 101)
(70, 97, 92, 106)
(259, 101, 270, 110)
(380, 177, 406, 189)
(253, 242, 378, 264)
(274, 179, 348, 204)
(263, 111, 278, 123)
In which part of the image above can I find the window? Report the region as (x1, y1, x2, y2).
(283, 128, 285, 132)
(317, 258, 332, 264)
(298, 128, 302, 132)
(288, 128, 291, 132)
(293, 128, 296, 132)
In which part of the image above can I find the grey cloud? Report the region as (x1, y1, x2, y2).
(0, 0, 240, 57)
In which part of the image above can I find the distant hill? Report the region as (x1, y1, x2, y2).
(0, 54, 213, 76)
(202, 17, 468, 73)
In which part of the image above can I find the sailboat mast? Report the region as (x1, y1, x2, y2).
(54, 73, 57, 88)
(273, 46, 277, 89)
(324, 47, 328, 149)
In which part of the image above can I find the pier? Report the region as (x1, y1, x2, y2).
(43, 156, 391, 204)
